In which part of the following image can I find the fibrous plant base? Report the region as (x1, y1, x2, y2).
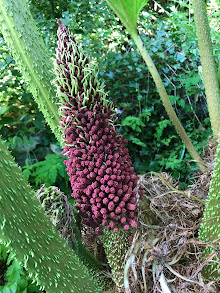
(121, 170, 219, 292)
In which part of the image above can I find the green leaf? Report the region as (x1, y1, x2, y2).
(105, 0, 148, 34)
(0, 105, 10, 115)
(2, 287, 11, 293)
(168, 95, 180, 105)
(22, 169, 31, 181)
(160, 135, 176, 146)
(122, 116, 145, 132)
(131, 137, 146, 147)
(178, 99, 186, 108)
(155, 120, 172, 139)
(6, 259, 23, 286)
(57, 163, 66, 178)
(0, 244, 8, 260)
(49, 165, 58, 184)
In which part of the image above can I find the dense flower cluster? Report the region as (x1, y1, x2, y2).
(56, 20, 143, 234)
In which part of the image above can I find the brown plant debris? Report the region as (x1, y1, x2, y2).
(121, 169, 219, 293)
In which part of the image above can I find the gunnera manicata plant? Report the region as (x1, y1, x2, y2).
(55, 20, 143, 236)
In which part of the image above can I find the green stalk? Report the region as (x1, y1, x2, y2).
(218, 62, 220, 87)
(199, 138, 220, 279)
(192, 0, 220, 138)
(0, 138, 101, 293)
(0, 0, 62, 141)
(102, 228, 130, 288)
(131, 32, 207, 172)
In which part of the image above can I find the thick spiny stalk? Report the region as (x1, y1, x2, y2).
(0, 0, 62, 141)
(192, 0, 220, 138)
(0, 139, 101, 293)
(199, 138, 220, 279)
(102, 228, 130, 288)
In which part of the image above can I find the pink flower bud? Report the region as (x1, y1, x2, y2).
(99, 192, 105, 198)
(106, 168, 112, 175)
(104, 175, 110, 181)
(128, 219, 137, 228)
(110, 187, 115, 193)
(105, 186, 110, 193)
(119, 201, 125, 208)
(102, 219, 107, 226)
(115, 207, 121, 214)
(100, 208, 107, 214)
(110, 212, 115, 219)
(127, 203, 136, 211)
(108, 194, 115, 200)
(109, 222, 115, 228)
(121, 217, 126, 223)
(124, 224, 130, 231)
(103, 198, 109, 205)
(123, 194, 130, 202)
(108, 201, 115, 211)
(117, 189, 123, 196)
(113, 196, 119, 203)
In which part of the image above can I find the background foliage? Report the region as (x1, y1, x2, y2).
(0, 0, 219, 289)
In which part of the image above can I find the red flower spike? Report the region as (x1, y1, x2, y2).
(56, 20, 144, 233)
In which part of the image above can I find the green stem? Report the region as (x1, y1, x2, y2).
(218, 61, 220, 87)
(199, 137, 220, 279)
(131, 32, 207, 172)
(0, 0, 62, 141)
(192, 0, 220, 138)
(0, 138, 101, 293)
(102, 228, 130, 288)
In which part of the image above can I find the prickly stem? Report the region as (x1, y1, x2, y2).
(0, 0, 62, 141)
(0, 138, 102, 293)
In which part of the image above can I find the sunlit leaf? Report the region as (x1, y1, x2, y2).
(105, 0, 148, 34)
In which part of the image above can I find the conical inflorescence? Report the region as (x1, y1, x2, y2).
(55, 20, 143, 235)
